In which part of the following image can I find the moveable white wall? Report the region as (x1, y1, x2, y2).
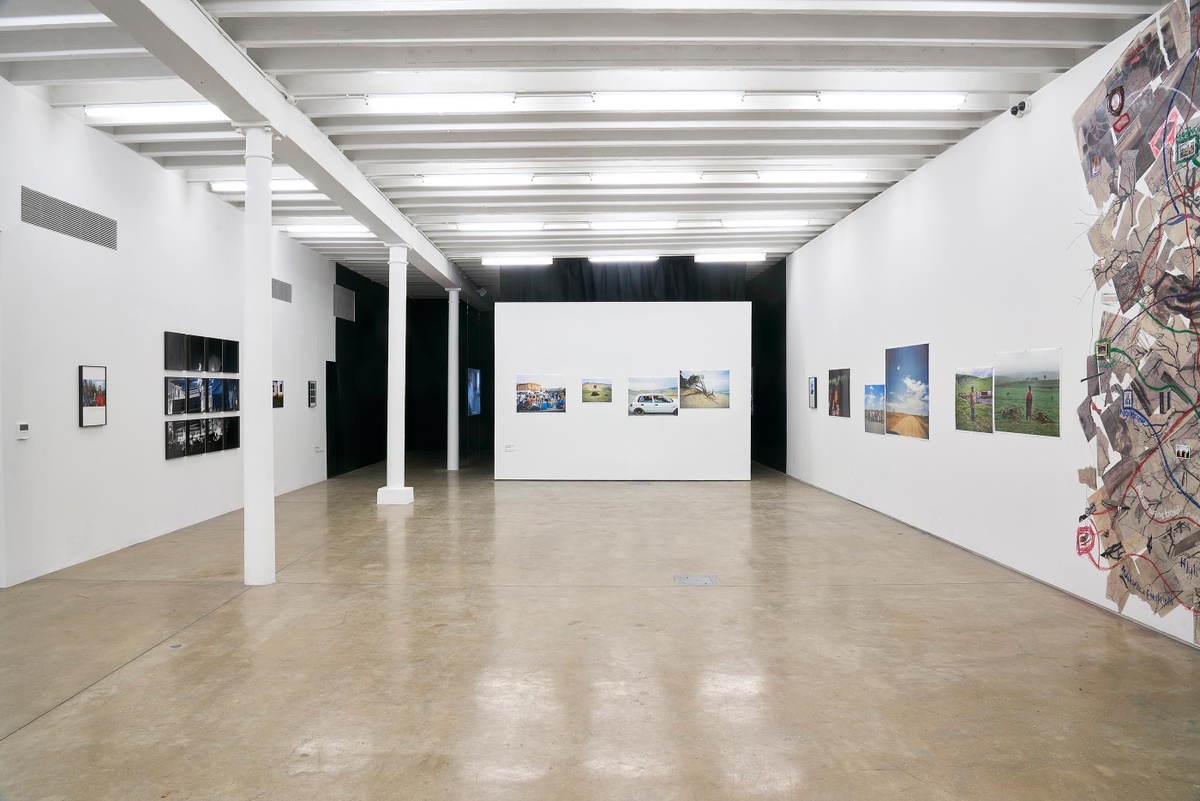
(0, 77, 334, 586)
(785, 26, 1199, 646)
(495, 302, 751, 481)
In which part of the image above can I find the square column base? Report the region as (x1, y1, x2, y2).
(377, 486, 415, 505)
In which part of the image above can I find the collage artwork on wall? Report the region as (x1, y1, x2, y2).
(163, 331, 241, 460)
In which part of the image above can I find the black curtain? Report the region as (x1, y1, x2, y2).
(327, 264, 389, 477)
(747, 258, 787, 472)
(500, 257, 745, 302)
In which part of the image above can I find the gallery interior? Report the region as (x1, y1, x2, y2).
(4, 0, 1200, 797)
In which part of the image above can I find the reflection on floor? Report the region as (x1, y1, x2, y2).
(2, 454, 1199, 799)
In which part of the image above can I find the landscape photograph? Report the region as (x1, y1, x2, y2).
(955, 367, 994, 433)
(885, 343, 930, 439)
(679, 369, 730, 409)
(994, 348, 1060, 437)
(864, 384, 885, 434)
(581, 378, 613, 403)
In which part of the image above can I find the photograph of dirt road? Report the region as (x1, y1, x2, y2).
(679, 369, 730, 409)
(885, 343, 930, 440)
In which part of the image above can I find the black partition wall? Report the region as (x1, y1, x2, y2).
(747, 258, 787, 472)
(327, 264, 389, 477)
(500, 257, 745, 302)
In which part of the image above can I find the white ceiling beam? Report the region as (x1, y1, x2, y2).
(281, 69, 1058, 96)
(5, 55, 174, 84)
(0, 27, 144, 61)
(0, 0, 109, 29)
(88, 0, 488, 308)
(221, 14, 1121, 47)
(252, 43, 1085, 72)
(200, 0, 1157, 19)
(44, 78, 205, 106)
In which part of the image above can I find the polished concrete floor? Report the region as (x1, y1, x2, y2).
(2, 456, 1199, 800)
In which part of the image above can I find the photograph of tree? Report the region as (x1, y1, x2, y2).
(679, 369, 730, 409)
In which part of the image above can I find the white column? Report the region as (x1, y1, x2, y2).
(447, 288, 461, 471)
(378, 245, 415, 505)
(242, 125, 276, 585)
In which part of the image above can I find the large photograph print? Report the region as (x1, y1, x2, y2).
(994, 348, 1060, 437)
(516, 374, 566, 413)
(628, 376, 679, 416)
(679, 369, 730, 409)
(955, 367, 994, 434)
(885, 343, 930, 439)
(827, 369, 850, 417)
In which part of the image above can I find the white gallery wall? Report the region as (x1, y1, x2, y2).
(783, 25, 1200, 645)
(495, 301, 751, 481)
(0, 76, 334, 587)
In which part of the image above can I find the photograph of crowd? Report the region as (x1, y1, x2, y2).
(516, 374, 566, 413)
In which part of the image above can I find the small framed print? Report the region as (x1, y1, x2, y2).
(808, 376, 817, 409)
(165, 377, 186, 415)
(186, 335, 205, 372)
(206, 418, 226, 453)
(223, 340, 239, 374)
(186, 419, 206, 456)
(273, 380, 284, 408)
(308, 380, 317, 407)
(164, 332, 187, 371)
(205, 338, 224, 373)
(165, 421, 187, 460)
(207, 378, 224, 413)
(79, 366, 107, 427)
(225, 416, 241, 450)
(224, 378, 240, 412)
(187, 377, 205, 414)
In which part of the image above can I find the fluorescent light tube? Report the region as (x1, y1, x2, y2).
(695, 252, 767, 263)
(722, 219, 809, 228)
(83, 102, 228, 124)
(422, 173, 532, 187)
(482, 256, 554, 266)
(283, 224, 370, 235)
(458, 221, 545, 232)
(210, 179, 317, 193)
(591, 172, 702, 185)
(816, 91, 967, 111)
(590, 220, 677, 231)
(588, 255, 660, 263)
(592, 91, 744, 112)
(757, 170, 870, 183)
(365, 93, 516, 114)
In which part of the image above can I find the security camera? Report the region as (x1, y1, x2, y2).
(1010, 100, 1029, 118)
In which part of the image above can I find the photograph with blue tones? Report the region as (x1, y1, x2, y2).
(517, 374, 566, 413)
(679, 369, 730, 409)
(885, 343, 930, 439)
(864, 384, 885, 434)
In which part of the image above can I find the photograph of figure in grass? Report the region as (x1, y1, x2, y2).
(581, 378, 612, 403)
(955, 367, 994, 434)
(885, 343, 929, 439)
(994, 348, 1059, 437)
(516, 374, 566, 413)
(679, 369, 730, 409)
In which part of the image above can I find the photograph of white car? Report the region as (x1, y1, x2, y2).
(627, 376, 679, 416)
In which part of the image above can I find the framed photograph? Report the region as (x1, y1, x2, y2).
(164, 332, 187, 371)
(206, 418, 226, 453)
(272, 380, 284, 408)
(186, 335, 205, 372)
(207, 378, 224, 413)
(165, 377, 186, 415)
(186, 419, 206, 456)
(468, 368, 483, 414)
(187, 377, 205, 414)
(205, 338, 223, 373)
(224, 378, 240, 412)
(225, 416, 241, 450)
(808, 377, 817, 409)
(79, 366, 107, 427)
(165, 421, 187, 460)
(308, 380, 317, 407)
(223, 340, 239, 374)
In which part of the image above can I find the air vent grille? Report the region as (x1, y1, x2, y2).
(271, 278, 293, 303)
(333, 285, 356, 321)
(21, 187, 117, 250)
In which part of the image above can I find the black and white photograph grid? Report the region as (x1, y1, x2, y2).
(163, 332, 240, 375)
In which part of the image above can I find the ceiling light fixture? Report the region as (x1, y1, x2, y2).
(282, 224, 371, 235)
(210, 179, 317, 193)
(591, 172, 703, 185)
(757, 170, 871, 183)
(588, 255, 661, 263)
(83, 101, 228, 124)
(722, 219, 810, 229)
(815, 91, 967, 111)
(590, 220, 678, 231)
(591, 91, 745, 112)
(421, 173, 532, 187)
(695, 252, 767, 263)
(457, 221, 546, 232)
(364, 93, 516, 114)
(482, 256, 554, 266)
